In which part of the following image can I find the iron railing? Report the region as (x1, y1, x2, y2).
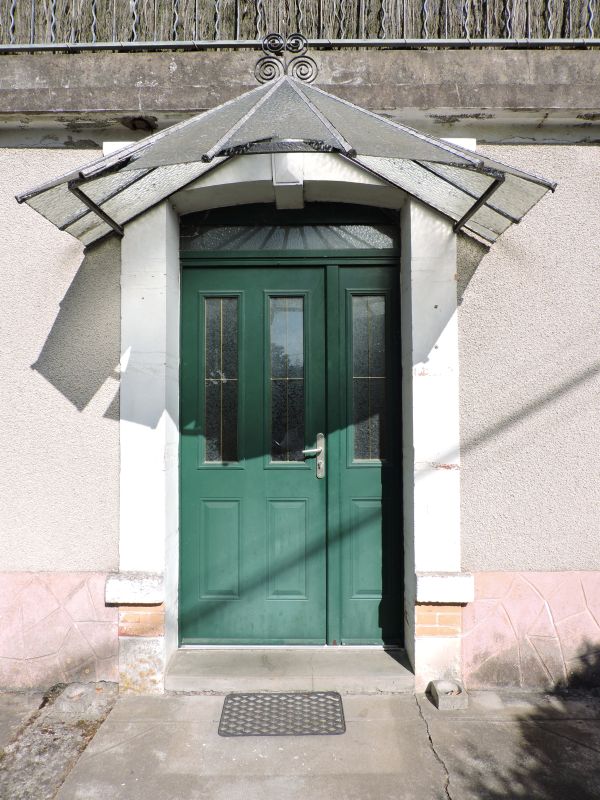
(1, 0, 598, 50)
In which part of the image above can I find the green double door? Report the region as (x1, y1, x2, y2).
(180, 262, 402, 645)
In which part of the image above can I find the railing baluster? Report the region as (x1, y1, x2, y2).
(422, 0, 430, 38)
(379, 0, 388, 38)
(297, 0, 304, 32)
(50, 0, 57, 43)
(9, 0, 17, 44)
(339, 0, 347, 37)
(131, 0, 139, 42)
(462, 0, 470, 38)
(256, 0, 264, 39)
(30, 0, 36, 44)
(91, 0, 98, 43)
(588, 0, 595, 37)
(502, 0, 512, 37)
(214, 0, 220, 39)
(71, 0, 77, 44)
(546, 0, 554, 36)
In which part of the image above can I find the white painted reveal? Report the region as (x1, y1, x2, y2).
(416, 573, 474, 604)
(118, 153, 468, 692)
(120, 202, 180, 668)
(402, 200, 462, 575)
(105, 572, 164, 604)
(171, 153, 405, 214)
(401, 198, 466, 689)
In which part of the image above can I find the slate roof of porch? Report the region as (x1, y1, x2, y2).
(16, 75, 556, 244)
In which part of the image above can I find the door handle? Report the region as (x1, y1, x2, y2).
(303, 433, 325, 479)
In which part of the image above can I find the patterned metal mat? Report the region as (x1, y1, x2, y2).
(218, 691, 346, 737)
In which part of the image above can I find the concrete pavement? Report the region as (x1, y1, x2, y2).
(0, 683, 118, 800)
(419, 690, 600, 800)
(166, 647, 414, 694)
(0, 691, 42, 751)
(55, 689, 600, 800)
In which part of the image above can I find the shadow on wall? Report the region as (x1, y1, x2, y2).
(31, 237, 120, 422)
(31, 222, 485, 431)
(29, 223, 600, 450)
(458, 642, 600, 800)
(456, 230, 488, 305)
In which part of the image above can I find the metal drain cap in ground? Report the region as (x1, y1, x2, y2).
(218, 691, 346, 737)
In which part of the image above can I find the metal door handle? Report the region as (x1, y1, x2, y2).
(303, 433, 325, 479)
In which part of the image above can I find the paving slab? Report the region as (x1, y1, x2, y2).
(166, 648, 414, 693)
(418, 690, 600, 800)
(56, 688, 600, 800)
(56, 693, 445, 800)
(0, 683, 118, 800)
(0, 691, 43, 750)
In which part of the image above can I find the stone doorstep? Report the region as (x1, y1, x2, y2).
(164, 648, 415, 694)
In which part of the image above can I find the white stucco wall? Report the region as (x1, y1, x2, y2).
(0, 149, 120, 571)
(459, 144, 600, 571)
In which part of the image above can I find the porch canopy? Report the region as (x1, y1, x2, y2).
(16, 75, 555, 245)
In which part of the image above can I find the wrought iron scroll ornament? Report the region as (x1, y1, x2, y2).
(255, 33, 318, 84)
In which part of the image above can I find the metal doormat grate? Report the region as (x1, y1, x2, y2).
(218, 691, 346, 737)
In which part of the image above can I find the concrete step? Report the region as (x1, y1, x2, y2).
(165, 648, 414, 694)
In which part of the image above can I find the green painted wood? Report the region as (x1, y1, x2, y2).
(180, 267, 327, 644)
(333, 267, 404, 645)
(181, 251, 397, 266)
(325, 264, 343, 646)
(180, 256, 402, 646)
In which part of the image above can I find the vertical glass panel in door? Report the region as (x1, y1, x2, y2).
(352, 295, 386, 461)
(205, 297, 238, 462)
(270, 297, 305, 462)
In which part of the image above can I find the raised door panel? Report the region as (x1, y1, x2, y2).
(180, 267, 326, 644)
(267, 499, 309, 600)
(197, 500, 240, 599)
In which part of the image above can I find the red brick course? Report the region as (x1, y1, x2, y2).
(415, 603, 463, 637)
(118, 603, 165, 637)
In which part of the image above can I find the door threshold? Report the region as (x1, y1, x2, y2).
(179, 644, 403, 650)
(166, 647, 414, 694)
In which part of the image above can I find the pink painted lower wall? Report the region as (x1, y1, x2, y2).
(462, 572, 600, 689)
(0, 572, 118, 690)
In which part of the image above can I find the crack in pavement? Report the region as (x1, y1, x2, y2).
(415, 694, 453, 800)
(0, 682, 117, 800)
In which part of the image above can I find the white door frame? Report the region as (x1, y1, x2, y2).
(111, 153, 473, 692)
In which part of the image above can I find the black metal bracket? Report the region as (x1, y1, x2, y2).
(68, 180, 124, 237)
(255, 33, 318, 83)
(453, 174, 505, 233)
